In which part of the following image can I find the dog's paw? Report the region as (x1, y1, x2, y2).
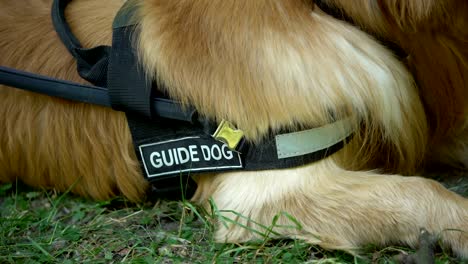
(194, 162, 468, 258)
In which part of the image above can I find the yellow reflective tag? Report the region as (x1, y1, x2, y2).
(212, 120, 244, 151)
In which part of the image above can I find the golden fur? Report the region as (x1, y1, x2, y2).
(0, 0, 467, 257)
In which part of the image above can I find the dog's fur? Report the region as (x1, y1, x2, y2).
(1, 0, 467, 257)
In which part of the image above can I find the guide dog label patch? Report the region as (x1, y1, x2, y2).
(139, 136, 243, 178)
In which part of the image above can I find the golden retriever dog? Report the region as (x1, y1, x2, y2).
(1, 0, 467, 258)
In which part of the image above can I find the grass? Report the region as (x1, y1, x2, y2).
(0, 182, 466, 263)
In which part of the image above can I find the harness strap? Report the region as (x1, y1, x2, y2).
(51, 0, 111, 87)
(108, 20, 152, 117)
(51, 0, 197, 123)
(52, 0, 151, 116)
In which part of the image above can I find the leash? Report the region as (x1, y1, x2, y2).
(0, 66, 198, 122)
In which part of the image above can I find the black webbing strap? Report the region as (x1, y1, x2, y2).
(51, 0, 198, 122)
(51, 0, 110, 87)
(108, 5, 152, 118)
(52, 0, 152, 117)
(52, 0, 150, 116)
(245, 135, 351, 170)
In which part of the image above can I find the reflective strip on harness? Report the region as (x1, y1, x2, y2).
(276, 117, 354, 159)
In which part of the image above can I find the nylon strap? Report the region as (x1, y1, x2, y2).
(108, 24, 152, 117)
(51, 0, 110, 87)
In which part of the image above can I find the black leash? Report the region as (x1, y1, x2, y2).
(0, 66, 197, 122)
(0, 66, 110, 106)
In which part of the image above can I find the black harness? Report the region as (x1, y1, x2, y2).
(0, 0, 353, 198)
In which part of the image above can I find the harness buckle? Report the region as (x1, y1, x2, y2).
(212, 120, 244, 151)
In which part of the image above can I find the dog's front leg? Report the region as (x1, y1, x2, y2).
(193, 160, 468, 257)
(319, 0, 468, 169)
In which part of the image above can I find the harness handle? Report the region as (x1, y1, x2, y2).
(51, 0, 111, 87)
